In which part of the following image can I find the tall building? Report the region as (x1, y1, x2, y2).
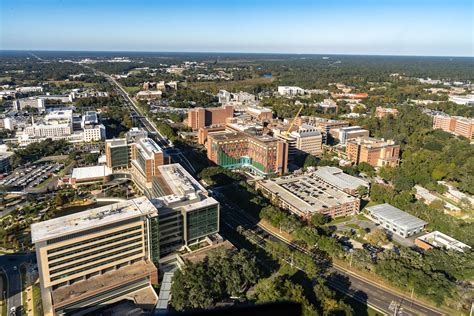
(31, 164, 221, 316)
(187, 105, 234, 130)
(130, 137, 167, 190)
(207, 131, 288, 176)
(433, 114, 474, 140)
(275, 124, 323, 159)
(334, 126, 369, 144)
(346, 137, 400, 167)
(31, 197, 160, 316)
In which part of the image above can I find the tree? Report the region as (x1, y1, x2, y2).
(356, 185, 369, 198)
(303, 155, 318, 168)
(54, 193, 66, 207)
(366, 229, 389, 246)
(311, 213, 329, 226)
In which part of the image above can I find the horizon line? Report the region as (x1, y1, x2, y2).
(1, 49, 473, 59)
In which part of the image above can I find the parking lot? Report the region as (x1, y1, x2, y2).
(0, 162, 64, 190)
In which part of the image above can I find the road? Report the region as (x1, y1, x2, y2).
(0, 253, 36, 316)
(214, 188, 446, 316)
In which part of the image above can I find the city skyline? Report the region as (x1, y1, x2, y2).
(1, 0, 473, 57)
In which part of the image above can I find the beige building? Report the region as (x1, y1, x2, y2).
(375, 107, 399, 119)
(257, 173, 360, 219)
(31, 197, 160, 316)
(346, 137, 400, 167)
(432, 114, 474, 140)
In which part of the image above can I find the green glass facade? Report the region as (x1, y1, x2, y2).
(185, 205, 219, 242)
(148, 216, 160, 266)
(109, 146, 129, 168)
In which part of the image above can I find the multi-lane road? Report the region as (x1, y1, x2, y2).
(0, 253, 35, 316)
(214, 187, 446, 316)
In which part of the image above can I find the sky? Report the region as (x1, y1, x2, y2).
(1, 0, 473, 56)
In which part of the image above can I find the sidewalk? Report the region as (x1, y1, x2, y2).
(20, 263, 35, 316)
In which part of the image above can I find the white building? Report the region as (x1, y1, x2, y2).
(83, 124, 106, 142)
(278, 86, 305, 96)
(449, 94, 474, 105)
(16, 86, 43, 93)
(416, 231, 471, 252)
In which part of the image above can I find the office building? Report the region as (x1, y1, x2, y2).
(278, 86, 305, 96)
(187, 105, 234, 130)
(207, 131, 288, 176)
(136, 90, 162, 100)
(366, 203, 427, 238)
(432, 114, 474, 140)
(0, 152, 13, 173)
(448, 94, 474, 105)
(105, 139, 131, 170)
(130, 137, 167, 189)
(70, 165, 113, 187)
(346, 137, 400, 167)
(31, 197, 160, 316)
(244, 104, 273, 122)
(150, 164, 220, 256)
(415, 231, 471, 252)
(334, 126, 369, 145)
(375, 107, 399, 119)
(313, 166, 370, 196)
(16, 86, 43, 93)
(275, 124, 323, 159)
(256, 173, 360, 219)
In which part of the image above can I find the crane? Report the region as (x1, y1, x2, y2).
(282, 104, 304, 137)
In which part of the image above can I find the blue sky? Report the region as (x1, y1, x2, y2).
(1, 0, 473, 56)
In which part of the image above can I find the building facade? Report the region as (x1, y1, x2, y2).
(257, 173, 360, 219)
(206, 131, 288, 176)
(31, 197, 160, 316)
(432, 114, 474, 140)
(187, 105, 234, 130)
(346, 137, 400, 167)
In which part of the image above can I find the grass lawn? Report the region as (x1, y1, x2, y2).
(123, 86, 141, 94)
(356, 213, 371, 221)
(328, 215, 353, 225)
(346, 223, 361, 230)
(32, 283, 43, 316)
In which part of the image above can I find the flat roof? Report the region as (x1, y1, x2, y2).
(157, 163, 205, 196)
(31, 196, 157, 243)
(314, 166, 369, 191)
(52, 260, 157, 304)
(71, 165, 112, 180)
(259, 174, 358, 215)
(417, 231, 471, 252)
(366, 203, 427, 230)
(136, 137, 163, 157)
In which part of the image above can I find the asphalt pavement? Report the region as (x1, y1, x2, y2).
(0, 253, 35, 316)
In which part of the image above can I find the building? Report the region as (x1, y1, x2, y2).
(313, 166, 369, 196)
(105, 139, 131, 170)
(187, 105, 234, 130)
(130, 138, 168, 190)
(415, 231, 471, 252)
(70, 165, 113, 187)
(16, 86, 43, 93)
(449, 94, 474, 105)
(414, 185, 460, 214)
(275, 124, 323, 158)
(296, 117, 349, 143)
(231, 91, 256, 103)
(334, 126, 369, 145)
(432, 114, 474, 140)
(136, 90, 162, 100)
(244, 104, 273, 122)
(149, 164, 220, 255)
(365, 203, 427, 238)
(31, 197, 160, 316)
(0, 152, 13, 173)
(346, 137, 400, 167)
(207, 131, 288, 176)
(438, 181, 474, 205)
(278, 86, 305, 96)
(375, 107, 399, 119)
(256, 173, 360, 219)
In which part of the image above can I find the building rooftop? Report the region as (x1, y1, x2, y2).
(259, 174, 358, 215)
(106, 138, 128, 147)
(157, 163, 206, 197)
(347, 137, 396, 147)
(417, 231, 471, 252)
(52, 260, 157, 305)
(71, 165, 112, 180)
(366, 203, 427, 230)
(31, 196, 157, 243)
(136, 137, 163, 157)
(313, 166, 369, 191)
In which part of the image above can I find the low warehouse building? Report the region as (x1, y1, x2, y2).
(366, 203, 427, 238)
